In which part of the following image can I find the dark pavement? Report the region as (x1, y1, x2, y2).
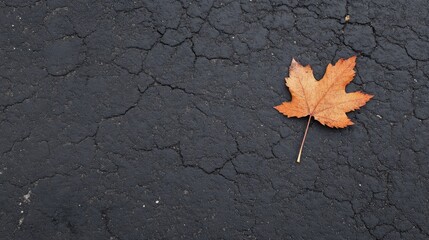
(1, 0, 429, 239)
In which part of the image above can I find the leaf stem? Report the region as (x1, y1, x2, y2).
(297, 115, 312, 163)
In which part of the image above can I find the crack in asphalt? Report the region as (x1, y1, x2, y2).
(1, 0, 429, 239)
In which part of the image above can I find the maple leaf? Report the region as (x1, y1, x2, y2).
(274, 56, 373, 163)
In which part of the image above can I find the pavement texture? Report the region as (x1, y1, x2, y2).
(1, 0, 429, 239)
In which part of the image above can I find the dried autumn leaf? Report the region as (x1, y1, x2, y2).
(274, 56, 373, 163)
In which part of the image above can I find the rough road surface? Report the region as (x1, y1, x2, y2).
(1, 0, 429, 239)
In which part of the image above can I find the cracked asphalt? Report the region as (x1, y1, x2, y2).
(1, 0, 429, 239)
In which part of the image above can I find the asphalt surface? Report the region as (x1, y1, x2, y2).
(1, 0, 429, 239)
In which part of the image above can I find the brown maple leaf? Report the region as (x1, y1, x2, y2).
(274, 56, 373, 163)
